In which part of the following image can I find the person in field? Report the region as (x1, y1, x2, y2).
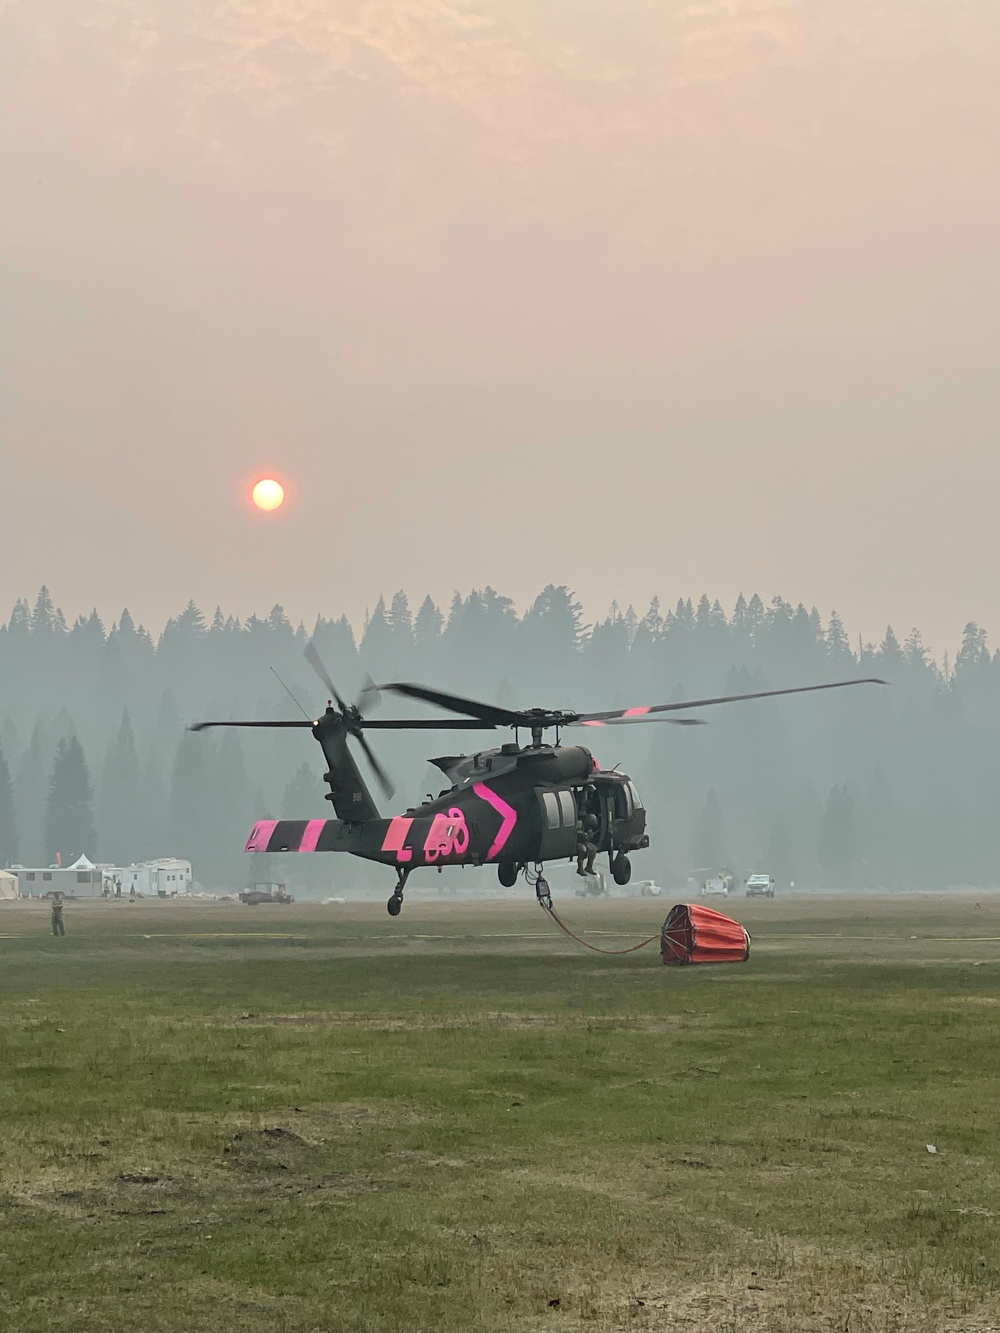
(50, 892, 65, 937)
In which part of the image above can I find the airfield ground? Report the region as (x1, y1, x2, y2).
(2, 893, 1000, 1332)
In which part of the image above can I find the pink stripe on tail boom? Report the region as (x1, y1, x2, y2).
(245, 819, 278, 853)
(381, 815, 414, 863)
(299, 819, 326, 853)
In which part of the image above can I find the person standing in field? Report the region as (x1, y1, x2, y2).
(50, 892, 65, 937)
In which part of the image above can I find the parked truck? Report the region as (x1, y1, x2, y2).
(745, 874, 776, 898)
(240, 883, 294, 906)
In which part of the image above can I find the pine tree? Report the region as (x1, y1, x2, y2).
(689, 790, 727, 869)
(826, 610, 852, 664)
(16, 719, 49, 865)
(413, 596, 444, 647)
(387, 591, 413, 644)
(1, 719, 23, 772)
(818, 784, 858, 888)
(45, 736, 97, 864)
(759, 811, 792, 885)
(215, 728, 252, 882)
(281, 762, 327, 817)
(31, 586, 67, 635)
(98, 710, 142, 863)
(168, 732, 215, 876)
(0, 743, 19, 867)
(139, 759, 168, 855)
(360, 596, 393, 675)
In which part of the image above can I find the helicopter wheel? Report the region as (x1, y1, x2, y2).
(387, 866, 410, 916)
(611, 852, 632, 886)
(497, 859, 518, 888)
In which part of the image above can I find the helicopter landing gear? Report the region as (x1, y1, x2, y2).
(497, 859, 519, 888)
(611, 851, 632, 886)
(387, 866, 411, 916)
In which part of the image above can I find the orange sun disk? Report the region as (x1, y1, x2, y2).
(252, 478, 285, 511)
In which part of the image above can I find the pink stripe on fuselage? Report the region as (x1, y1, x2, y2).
(245, 819, 279, 853)
(473, 782, 518, 860)
(299, 819, 326, 853)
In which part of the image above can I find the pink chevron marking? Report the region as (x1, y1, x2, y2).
(245, 819, 278, 853)
(299, 819, 326, 853)
(581, 720, 604, 726)
(381, 814, 414, 863)
(474, 782, 518, 860)
(623, 706, 651, 717)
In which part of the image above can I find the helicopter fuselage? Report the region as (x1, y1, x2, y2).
(245, 742, 648, 875)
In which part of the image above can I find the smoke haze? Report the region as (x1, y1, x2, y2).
(2, 2, 999, 652)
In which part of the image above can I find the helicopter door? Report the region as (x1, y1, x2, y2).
(535, 788, 578, 861)
(596, 779, 631, 847)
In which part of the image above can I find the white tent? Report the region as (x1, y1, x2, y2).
(69, 854, 96, 870)
(0, 870, 19, 900)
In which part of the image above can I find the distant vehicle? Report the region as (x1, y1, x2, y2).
(745, 874, 776, 898)
(688, 868, 737, 898)
(240, 883, 294, 906)
(635, 880, 662, 897)
(575, 870, 609, 898)
(702, 876, 730, 897)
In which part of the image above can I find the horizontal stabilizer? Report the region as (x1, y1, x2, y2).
(245, 819, 338, 853)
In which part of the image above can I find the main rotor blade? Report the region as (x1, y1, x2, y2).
(575, 678, 887, 723)
(353, 731, 395, 801)
(570, 716, 707, 727)
(381, 682, 520, 726)
(356, 673, 381, 717)
(189, 719, 315, 732)
(361, 719, 497, 730)
(304, 640, 348, 712)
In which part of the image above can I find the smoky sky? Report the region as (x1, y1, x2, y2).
(1, 1, 998, 656)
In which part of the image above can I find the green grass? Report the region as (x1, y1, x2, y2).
(2, 893, 1000, 1331)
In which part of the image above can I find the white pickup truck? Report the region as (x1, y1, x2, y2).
(745, 874, 776, 898)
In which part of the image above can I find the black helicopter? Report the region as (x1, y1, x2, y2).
(191, 645, 885, 915)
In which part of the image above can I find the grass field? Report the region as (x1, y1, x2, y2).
(2, 892, 1000, 1332)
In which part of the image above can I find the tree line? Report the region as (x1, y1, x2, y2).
(1, 584, 997, 890)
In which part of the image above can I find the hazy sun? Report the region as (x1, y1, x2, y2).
(252, 478, 285, 511)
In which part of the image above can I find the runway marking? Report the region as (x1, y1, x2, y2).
(129, 932, 303, 939)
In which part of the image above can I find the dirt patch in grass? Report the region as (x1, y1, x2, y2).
(494, 1244, 1000, 1332)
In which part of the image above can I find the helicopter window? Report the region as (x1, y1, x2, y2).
(607, 785, 630, 820)
(556, 790, 576, 827)
(627, 781, 644, 811)
(542, 792, 561, 829)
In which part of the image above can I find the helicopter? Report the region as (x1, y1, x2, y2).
(190, 645, 885, 916)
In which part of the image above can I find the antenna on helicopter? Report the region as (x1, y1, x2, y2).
(270, 666, 312, 722)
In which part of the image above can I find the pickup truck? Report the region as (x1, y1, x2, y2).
(745, 874, 775, 898)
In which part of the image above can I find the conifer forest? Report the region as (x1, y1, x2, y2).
(0, 585, 994, 892)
